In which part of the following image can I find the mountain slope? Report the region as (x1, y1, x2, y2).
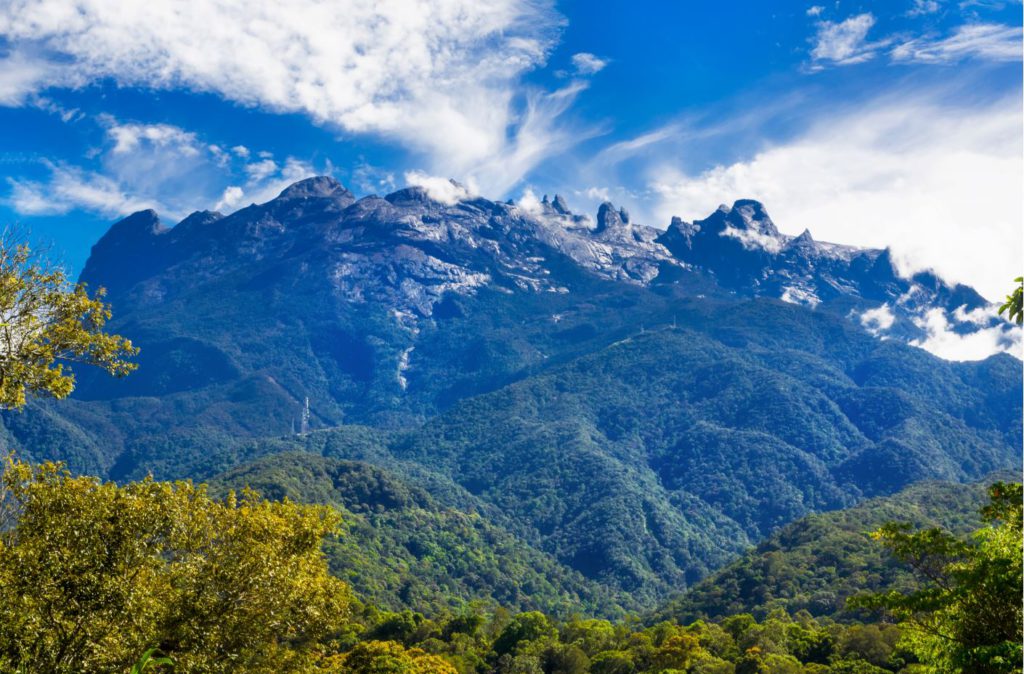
(209, 452, 633, 617)
(651, 478, 1001, 623)
(190, 303, 1019, 608)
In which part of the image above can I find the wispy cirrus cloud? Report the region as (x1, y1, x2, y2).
(806, 7, 1021, 71)
(8, 162, 157, 216)
(0, 0, 581, 195)
(906, 0, 942, 17)
(5, 118, 324, 219)
(891, 23, 1023, 63)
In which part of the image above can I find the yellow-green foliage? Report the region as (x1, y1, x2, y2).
(327, 640, 459, 673)
(0, 234, 137, 409)
(0, 456, 354, 674)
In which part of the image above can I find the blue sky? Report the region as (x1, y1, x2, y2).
(0, 0, 1020, 300)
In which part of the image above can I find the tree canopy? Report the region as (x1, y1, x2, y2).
(0, 456, 355, 674)
(0, 231, 137, 409)
(855, 482, 1023, 674)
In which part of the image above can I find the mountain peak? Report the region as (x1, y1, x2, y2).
(792, 229, 814, 245)
(277, 175, 351, 200)
(384, 186, 433, 205)
(79, 209, 168, 292)
(596, 202, 631, 233)
(727, 199, 778, 237)
(551, 194, 570, 215)
(108, 209, 165, 238)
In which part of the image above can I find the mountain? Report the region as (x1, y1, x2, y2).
(651, 478, 999, 623)
(59, 178, 1014, 436)
(0, 176, 1018, 613)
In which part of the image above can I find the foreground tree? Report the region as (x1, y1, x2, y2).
(0, 230, 137, 409)
(998, 276, 1023, 325)
(0, 456, 355, 674)
(856, 482, 1023, 674)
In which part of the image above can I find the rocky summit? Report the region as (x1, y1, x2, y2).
(82, 177, 1005, 345)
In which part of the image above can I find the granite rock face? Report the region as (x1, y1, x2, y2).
(82, 178, 1008, 349)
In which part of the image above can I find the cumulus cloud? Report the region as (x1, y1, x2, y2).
(648, 93, 1022, 302)
(108, 122, 201, 156)
(859, 304, 897, 335)
(0, 0, 574, 194)
(571, 52, 608, 75)
(213, 185, 244, 212)
(910, 307, 1022, 360)
(806, 6, 825, 17)
(891, 23, 1023, 63)
(5, 118, 323, 219)
(515, 187, 545, 216)
(404, 170, 476, 205)
(809, 13, 886, 67)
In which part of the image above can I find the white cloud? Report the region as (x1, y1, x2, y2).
(5, 118, 324, 219)
(7, 162, 157, 216)
(810, 13, 885, 67)
(721, 224, 784, 253)
(516, 187, 545, 215)
(907, 0, 941, 16)
(648, 93, 1022, 302)
(351, 163, 397, 195)
(0, 49, 67, 106)
(571, 52, 608, 75)
(910, 307, 1022, 360)
(806, 6, 825, 17)
(583, 186, 612, 202)
(859, 304, 897, 334)
(244, 158, 279, 182)
(0, 0, 574, 195)
(891, 23, 1023, 63)
(108, 122, 201, 156)
(953, 303, 999, 325)
(404, 170, 476, 205)
(214, 185, 244, 211)
(236, 157, 321, 206)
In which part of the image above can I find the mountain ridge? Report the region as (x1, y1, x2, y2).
(79, 176, 1011, 353)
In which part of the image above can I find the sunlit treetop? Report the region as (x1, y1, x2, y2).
(0, 229, 138, 410)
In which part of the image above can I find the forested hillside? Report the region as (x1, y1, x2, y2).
(210, 452, 634, 617)
(653, 479, 1000, 623)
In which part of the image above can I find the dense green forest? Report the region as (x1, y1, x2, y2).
(60, 320, 1012, 613)
(211, 452, 634, 617)
(653, 480, 999, 623)
(0, 455, 1018, 673)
